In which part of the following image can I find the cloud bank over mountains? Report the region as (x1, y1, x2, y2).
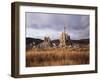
(26, 12, 89, 40)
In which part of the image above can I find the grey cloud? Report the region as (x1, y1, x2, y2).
(26, 12, 89, 40)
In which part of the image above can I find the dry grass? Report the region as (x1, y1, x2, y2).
(26, 47, 89, 67)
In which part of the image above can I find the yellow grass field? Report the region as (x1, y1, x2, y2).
(26, 47, 89, 67)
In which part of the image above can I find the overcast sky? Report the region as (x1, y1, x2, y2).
(26, 12, 89, 40)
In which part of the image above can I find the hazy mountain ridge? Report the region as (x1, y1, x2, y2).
(26, 38, 43, 45)
(26, 37, 89, 45)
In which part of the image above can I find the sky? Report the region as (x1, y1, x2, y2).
(26, 12, 89, 40)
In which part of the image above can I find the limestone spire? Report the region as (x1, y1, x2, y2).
(64, 26, 66, 33)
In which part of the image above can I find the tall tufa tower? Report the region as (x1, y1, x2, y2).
(59, 26, 69, 48)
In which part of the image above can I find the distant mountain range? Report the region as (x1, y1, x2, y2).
(26, 38, 43, 45)
(26, 37, 89, 46)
